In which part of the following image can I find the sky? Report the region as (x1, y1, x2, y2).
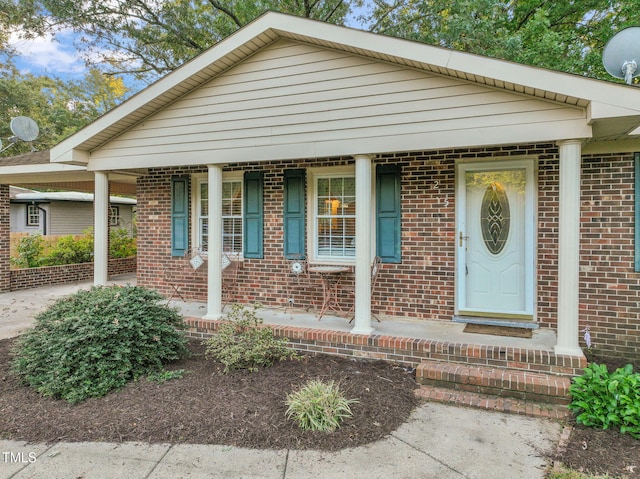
(8, 4, 371, 89)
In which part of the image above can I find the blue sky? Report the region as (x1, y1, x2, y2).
(9, 5, 370, 88)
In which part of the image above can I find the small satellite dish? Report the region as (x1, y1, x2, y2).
(603, 27, 640, 85)
(10, 116, 40, 142)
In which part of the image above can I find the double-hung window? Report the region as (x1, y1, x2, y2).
(309, 168, 356, 262)
(195, 175, 243, 255)
(26, 204, 40, 227)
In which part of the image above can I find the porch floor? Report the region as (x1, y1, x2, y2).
(173, 300, 557, 352)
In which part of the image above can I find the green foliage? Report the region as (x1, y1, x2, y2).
(12, 233, 45, 268)
(10, 0, 362, 83)
(12, 285, 188, 403)
(368, 0, 640, 82)
(0, 65, 128, 157)
(40, 233, 94, 266)
(12, 228, 136, 269)
(204, 303, 297, 373)
(146, 369, 186, 383)
(569, 363, 640, 438)
(285, 379, 358, 432)
(109, 227, 137, 259)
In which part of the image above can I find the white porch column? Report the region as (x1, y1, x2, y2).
(94, 171, 109, 286)
(204, 164, 224, 320)
(555, 140, 583, 356)
(351, 154, 374, 335)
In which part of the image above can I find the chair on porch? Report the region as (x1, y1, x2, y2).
(284, 254, 309, 312)
(348, 256, 382, 323)
(222, 253, 240, 307)
(163, 249, 205, 303)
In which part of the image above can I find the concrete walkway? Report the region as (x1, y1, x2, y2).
(0, 278, 563, 479)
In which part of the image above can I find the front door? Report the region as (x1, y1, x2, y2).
(456, 160, 535, 319)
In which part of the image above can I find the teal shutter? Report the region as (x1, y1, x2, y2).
(376, 164, 401, 263)
(171, 177, 189, 257)
(244, 171, 264, 259)
(635, 153, 640, 272)
(283, 169, 306, 259)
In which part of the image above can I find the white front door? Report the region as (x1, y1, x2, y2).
(456, 160, 535, 319)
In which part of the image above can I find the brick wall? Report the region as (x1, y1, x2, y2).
(9, 257, 136, 291)
(579, 153, 639, 360)
(135, 145, 640, 361)
(0, 185, 9, 292)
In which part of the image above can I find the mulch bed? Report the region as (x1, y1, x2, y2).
(550, 353, 640, 478)
(0, 338, 418, 450)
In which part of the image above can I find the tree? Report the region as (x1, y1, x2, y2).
(9, 0, 363, 83)
(0, 66, 127, 156)
(366, 0, 640, 81)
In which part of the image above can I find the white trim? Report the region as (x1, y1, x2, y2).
(455, 158, 537, 318)
(192, 171, 243, 257)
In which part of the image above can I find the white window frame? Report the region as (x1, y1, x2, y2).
(307, 166, 358, 264)
(193, 172, 243, 257)
(26, 204, 40, 227)
(109, 206, 120, 226)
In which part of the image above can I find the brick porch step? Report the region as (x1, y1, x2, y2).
(416, 360, 572, 405)
(415, 385, 572, 420)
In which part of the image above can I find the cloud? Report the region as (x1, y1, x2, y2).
(9, 29, 86, 76)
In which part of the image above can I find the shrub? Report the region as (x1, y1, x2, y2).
(204, 303, 297, 373)
(568, 363, 640, 438)
(285, 379, 358, 432)
(40, 233, 94, 266)
(109, 227, 137, 258)
(12, 234, 45, 268)
(12, 285, 189, 403)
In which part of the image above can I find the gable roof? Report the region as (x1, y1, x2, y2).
(51, 11, 640, 166)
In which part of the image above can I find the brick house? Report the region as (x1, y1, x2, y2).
(34, 13, 640, 391)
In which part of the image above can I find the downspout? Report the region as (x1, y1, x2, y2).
(33, 202, 47, 235)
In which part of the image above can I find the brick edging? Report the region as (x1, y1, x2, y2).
(185, 317, 586, 376)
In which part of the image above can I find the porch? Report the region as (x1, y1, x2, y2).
(177, 301, 584, 412)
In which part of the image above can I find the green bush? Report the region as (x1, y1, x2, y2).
(12, 234, 45, 268)
(285, 380, 358, 432)
(204, 303, 297, 373)
(12, 285, 188, 403)
(109, 227, 137, 258)
(40, 233, 94, 266)
(568, 363, 640, 438)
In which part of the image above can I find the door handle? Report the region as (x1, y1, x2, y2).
(459, 231, 469, 247)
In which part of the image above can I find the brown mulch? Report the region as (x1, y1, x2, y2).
(550, 353, 640, 478)
(0, 338, 418, 450)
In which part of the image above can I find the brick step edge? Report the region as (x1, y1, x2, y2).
(417, 361, 572, 405)
(416, 385, 573, 420)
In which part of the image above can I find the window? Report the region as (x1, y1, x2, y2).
(196, 176, 243, 254)
(311, 170, 356, 261)
(109, 206, 120, 226)
(26, 204, 40, 226)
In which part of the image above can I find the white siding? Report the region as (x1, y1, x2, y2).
(90, 40, 587, 167)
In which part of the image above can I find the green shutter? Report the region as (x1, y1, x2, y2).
(376, 164, 401, 263)
(171, 176, 189, 257)
(283, 169, 306, 259)
(635, 153, 640, 272)
(244, 171, 264, 259)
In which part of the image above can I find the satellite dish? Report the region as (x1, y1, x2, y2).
(10, 116, 40, 142)
(603, 26, 640, 85)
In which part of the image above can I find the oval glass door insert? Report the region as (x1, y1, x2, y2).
(480, 182, 510, 254)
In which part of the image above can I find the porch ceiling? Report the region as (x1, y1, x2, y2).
(51, 12, 640, 165)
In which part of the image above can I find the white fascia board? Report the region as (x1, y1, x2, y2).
(587, 101, 640, 123)
(49, 146, 90, 164)
(0, 163, 87, 175)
